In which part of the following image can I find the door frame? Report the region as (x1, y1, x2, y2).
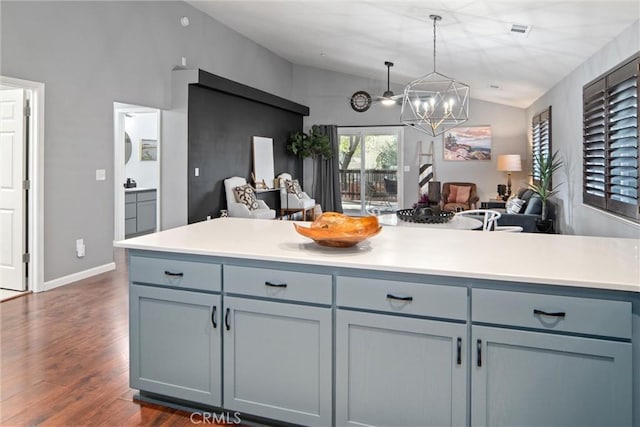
(0, 75, 45, 293)
(113, 102, 161, 241)
(338, 126, 404, 215)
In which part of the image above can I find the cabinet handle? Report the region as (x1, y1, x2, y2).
(477, 339, 482, 367)
(533, 309, 566, 318)
(386, 293, 413, 302)
(164, 270, 184, 277)
(211, 306, 217, 329)
(265, 281, 287, 288)
(456, 337, 462, 365)
(225, 308, 231, 331)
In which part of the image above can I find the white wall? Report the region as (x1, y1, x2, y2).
(526, 19, 640, 238)
(125, 113, 159, 190)
(0, 1, 295, 281)
(292, 65, 528, 208)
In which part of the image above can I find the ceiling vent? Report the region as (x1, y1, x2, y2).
(509, 23, 531, 37)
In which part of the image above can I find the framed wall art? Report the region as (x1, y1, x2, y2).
(140, 139, 158, 161)
(444, 126, 492, 161)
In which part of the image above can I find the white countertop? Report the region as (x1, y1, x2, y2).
(114, 217, 640, 293)
(125, 187, 156, 193)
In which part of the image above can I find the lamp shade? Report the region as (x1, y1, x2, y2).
(497, 154, 522, 172)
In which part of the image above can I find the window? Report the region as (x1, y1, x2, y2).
(532, 106, 551, 185)
(583, 54, 639, 221)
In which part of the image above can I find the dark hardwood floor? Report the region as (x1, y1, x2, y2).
(0, 249, 221, 426)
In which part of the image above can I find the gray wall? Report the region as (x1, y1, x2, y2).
(0, 1, 295, 281)
(526, 20, 640, 238)
(291, 65, 528, 209)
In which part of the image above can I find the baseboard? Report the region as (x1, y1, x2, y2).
(43, 262, 116, 292)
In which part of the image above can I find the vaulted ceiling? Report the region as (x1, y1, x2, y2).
(188, 1, 639, 108)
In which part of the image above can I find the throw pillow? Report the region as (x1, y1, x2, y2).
(524, 196, 543, 215)
(505, 197, 526, 214)
(449, 185, 471, 204)
(285, 179, 303, 197)
(234, 184, 259, 210)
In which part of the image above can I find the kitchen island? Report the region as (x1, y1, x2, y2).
(115, 218, 640, 427)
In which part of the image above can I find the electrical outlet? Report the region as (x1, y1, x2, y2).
(404, 165, 410, 172)
(95, 169, 106, 181)
(76, 238, 85, 258)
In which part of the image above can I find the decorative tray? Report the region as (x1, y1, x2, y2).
(293, 212, 382, 248)
(396, 208, 455, 224)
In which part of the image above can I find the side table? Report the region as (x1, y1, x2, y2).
(480, 200, 506, 209)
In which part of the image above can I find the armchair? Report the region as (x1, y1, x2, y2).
(277, 173, 316, 220)
(442, 182, 479, 212)
(224, 177, 275, 219)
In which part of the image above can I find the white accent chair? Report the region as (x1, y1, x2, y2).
(455, 209, 502, 231)
(224, 176, 275, 219)
(277, 173, 316, 221)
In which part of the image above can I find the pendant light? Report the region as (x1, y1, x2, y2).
(400, 15, 470, 136)
(381, 61, 396, 106)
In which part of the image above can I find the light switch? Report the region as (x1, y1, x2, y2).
(195, 167, 199, 177)
(95, 169, 106, 181)
(403, 165, 410, 172)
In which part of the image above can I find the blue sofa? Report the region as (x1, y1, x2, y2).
(496, 188, 555, 233)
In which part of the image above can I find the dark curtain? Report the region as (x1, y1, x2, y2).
(314, 125, 343, 213)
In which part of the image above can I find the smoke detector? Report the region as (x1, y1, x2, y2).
(509, 23, 531, 37)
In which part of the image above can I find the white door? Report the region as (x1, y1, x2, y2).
(0, 89, 26, 291)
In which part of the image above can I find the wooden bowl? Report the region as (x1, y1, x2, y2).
(293, 212, 382, 247)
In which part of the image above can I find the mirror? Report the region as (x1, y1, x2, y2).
(252, 136, 275, 189)
(124, 132, 132, 164)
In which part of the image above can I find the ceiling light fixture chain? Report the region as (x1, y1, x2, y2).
(400, 14, 469, 136)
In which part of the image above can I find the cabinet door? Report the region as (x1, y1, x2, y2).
(223, 296, 332, 427)
(336, 310, 467, 427)
(130, 285, 221, 406)
(472, 325, 632, 427)
(136, 199, 156, 234)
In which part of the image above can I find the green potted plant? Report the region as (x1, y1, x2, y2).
(287, 125, 332, 196)
(528, 150, 564, 230)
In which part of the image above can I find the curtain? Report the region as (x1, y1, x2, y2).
(314, 125, 343, 213)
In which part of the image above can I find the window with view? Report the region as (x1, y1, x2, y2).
(582, 53, 639, 221)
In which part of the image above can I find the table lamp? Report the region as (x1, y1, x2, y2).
(497, 154, 522, 199)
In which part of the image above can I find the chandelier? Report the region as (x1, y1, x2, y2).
(400, 15, 470, 136)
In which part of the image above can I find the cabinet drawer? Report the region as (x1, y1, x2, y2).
(224, 265, 331, 305)
(137, 190, 156, 202)
(130, 255, 221, 292)
(336, 276, 467, 321)
(472, 289, 631, 339)
(125, 202, 136, 219)
(125, 193, 136, 203)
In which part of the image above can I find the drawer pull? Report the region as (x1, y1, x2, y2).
(211, 306, 217, 329)
(225, 308, 231, 331)
(164, 270, 184, 277)
(456, 337, 462, 365)
(477, 339, 482, 368)
(533, 309, 566, 318)
(386, 293, 413, 302)
(265, 281, 287, 288)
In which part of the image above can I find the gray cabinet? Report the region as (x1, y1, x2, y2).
(336, 310, 467, 427)
(335, 276, 468, 427)
(125, 189, 157, 238)
(222, 266, 332, 426)
(130, 284, 221, 406)
(471, 288, 632, 427)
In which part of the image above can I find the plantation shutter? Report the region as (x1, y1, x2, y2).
(583, 79, 607, 208)
(582, 54, 639, 221)
(532, 107, 551, 185)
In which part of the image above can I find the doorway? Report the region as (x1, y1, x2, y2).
(113, 103, 161, 241)
(0, 76, 44, 293)
(338, 126, 403, 216)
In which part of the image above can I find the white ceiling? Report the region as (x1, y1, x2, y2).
(187, 0, 640, 108)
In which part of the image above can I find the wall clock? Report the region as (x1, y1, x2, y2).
(350, 91, 372, 112)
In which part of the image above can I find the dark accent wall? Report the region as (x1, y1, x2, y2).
(188, 71, 308, 223)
